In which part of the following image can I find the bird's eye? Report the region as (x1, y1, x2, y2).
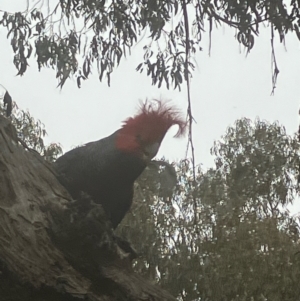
(136, 134, 150, 156)
(136, 134, 143, 144)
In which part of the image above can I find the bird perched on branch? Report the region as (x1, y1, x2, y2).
(54, 100, 186, 228)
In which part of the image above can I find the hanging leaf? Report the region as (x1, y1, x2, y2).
(3, 91, 12, 117)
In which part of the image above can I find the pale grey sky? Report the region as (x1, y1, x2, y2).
(1, 2, 299, 207)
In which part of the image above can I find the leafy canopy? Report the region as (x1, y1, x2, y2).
(0, 99, 62, 162)
(1, 0, 300, 90)
(118, 118, 300, 301)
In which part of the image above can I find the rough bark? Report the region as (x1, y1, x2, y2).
(0, 115, 175, 301)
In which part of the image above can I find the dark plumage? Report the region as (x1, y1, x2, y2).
(54, 131, 146, 228)
(54, 100, 186, 228)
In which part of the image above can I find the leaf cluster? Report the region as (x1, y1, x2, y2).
(0, 97, 62, 162)
(1, 0, 300, 89)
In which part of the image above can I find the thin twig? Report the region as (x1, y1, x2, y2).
(270, 25, 279, 95)
(209, 15, 212, 56)
(182, 0, 197, 226)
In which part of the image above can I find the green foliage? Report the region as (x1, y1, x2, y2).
(1, 1, 300, 89)
(117, 118, 300, 301)
(0, 100, 62, 162)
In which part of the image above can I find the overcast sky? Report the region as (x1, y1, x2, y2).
(1, 1, 300, 213)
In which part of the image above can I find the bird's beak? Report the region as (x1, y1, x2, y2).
(143, 142, 160, 160)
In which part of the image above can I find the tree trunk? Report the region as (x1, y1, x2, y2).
(0, 115, 175, 301)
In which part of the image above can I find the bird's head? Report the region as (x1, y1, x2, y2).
(116, 100, 186, 161)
